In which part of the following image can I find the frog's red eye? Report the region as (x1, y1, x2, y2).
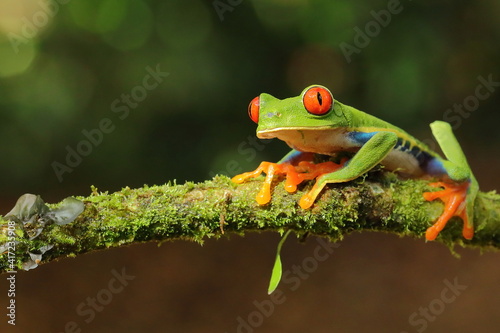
(248, 96, 260, 123)
(303, 86, 333, 115)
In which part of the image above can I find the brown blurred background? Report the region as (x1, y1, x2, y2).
(0, 0, 499, 332)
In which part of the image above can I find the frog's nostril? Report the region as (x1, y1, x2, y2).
(265, 112, 280, 118)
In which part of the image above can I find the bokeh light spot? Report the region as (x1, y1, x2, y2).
(95, 0, 127, 34)
(101, 0, 153, 51)
(156, 0, 212, 50)
(69, 0, 153, 50)
(68, 0, 103, 32)
(0, 40, 37, 77)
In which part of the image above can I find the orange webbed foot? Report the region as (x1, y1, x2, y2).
(231, 162, 301, 205)
(231, 158, 345, 207)
(423, 181, 473, 241)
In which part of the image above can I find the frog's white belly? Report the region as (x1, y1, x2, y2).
(258, 128, 356, 154)
(258, 128, 425, 176)
(382, 150, 424, 176)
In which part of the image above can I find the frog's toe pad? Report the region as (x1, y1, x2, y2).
(232, 159, 344, 208)
(423, 182, 472, 241)
(232, 161, 305, 206)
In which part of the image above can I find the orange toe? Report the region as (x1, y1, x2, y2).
(423, 182, 472, 240)
(299, 193, 315, 209)
(232, 158, 345, 208)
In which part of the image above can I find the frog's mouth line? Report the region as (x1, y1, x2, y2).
(256, 126, 335, 139)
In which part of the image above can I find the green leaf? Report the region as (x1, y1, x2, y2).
(5, 194, 48, 222)
(267, 230, 292, 295)
(48, 197, 85, 225)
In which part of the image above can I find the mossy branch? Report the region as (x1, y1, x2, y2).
(1, 173, 499, 274)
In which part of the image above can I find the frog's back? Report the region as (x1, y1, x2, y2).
(346, 105, 420, 142)
(343, 104, 443, 177)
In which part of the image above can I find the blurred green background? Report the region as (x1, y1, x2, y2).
(0, 0, 499, 332)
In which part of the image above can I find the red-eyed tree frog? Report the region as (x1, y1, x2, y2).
(232, 85, 479, 242)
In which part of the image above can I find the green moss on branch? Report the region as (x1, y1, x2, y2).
(1, 173, 499, 273)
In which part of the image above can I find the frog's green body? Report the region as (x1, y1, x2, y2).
(237, 85, 478, 241)
(259, 94, 442, 178)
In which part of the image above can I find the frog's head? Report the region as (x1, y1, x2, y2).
(247, 85, 351, 152)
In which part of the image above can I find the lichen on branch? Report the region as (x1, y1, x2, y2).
(1, 173, 499, 274)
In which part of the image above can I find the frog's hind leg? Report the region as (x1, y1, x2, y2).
(423, 121, 478, 240)
(299, 131, 398, 209)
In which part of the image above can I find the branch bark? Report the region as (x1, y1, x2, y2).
(1, 173, 499, 274)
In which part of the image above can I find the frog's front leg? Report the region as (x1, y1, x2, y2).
(231, 150, 343, 205)
(231, 150, 307, 185)
(423, 121, 478, 240)
(300, 131, 398, 208)
(231, 161, 297, 204)
(231, 150, 308, 205)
